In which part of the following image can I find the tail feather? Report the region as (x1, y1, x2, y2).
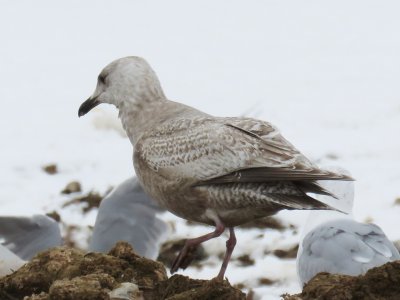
(295, 181, 338, 199)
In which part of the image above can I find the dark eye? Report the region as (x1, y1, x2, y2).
(98, 74, 106, 84)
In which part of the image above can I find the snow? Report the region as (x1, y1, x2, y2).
(1, 1, 400, 298)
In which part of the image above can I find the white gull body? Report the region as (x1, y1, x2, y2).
(78, 56, 352, 279)
(89, 177, 168, 259)
(296, 169, 400, 286)
(0, 215, 60, 276)
(0, 215, 62, 261)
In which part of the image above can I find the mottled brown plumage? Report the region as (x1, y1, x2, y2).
(78, 56, 353, 280)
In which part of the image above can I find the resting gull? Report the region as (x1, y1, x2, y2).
(89, 176, 168, 260)
(0, 177, 168, 276)
(296, 169, 400, 286)
(0, 214, 62, 261)
(0, 215, 61, 276)
(78, 56, 352, 280)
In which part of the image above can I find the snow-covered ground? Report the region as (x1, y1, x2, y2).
(1, 1, 400, 298)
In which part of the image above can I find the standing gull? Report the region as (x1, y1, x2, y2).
(296, 169, 400, 286)
(78, 56, 352, 280)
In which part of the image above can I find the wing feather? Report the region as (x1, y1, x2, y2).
(136, 116, 352, 185)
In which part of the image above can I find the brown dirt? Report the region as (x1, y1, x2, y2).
(0, 247, 84, 298)
(48, 274, 116, 300)
(235, 254, 255, 267)
(62, 191, 103, 213)
(152, 275, 245, 300)
(42, 164, 58, 175)
(272, 244, 299, 259)
(61, 181, 82, 194)
(283, 260, 400, 300)
(157, 239, 208, 270)
(45, 211, 61, 223)
(0, 242, 244, 300)
(258, 277, 277, 285)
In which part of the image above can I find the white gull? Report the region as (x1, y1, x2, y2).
(296, 168, 400, 286)
(89, 176, 168, 259)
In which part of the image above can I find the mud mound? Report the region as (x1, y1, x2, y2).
(283, 260, 400, 300)
(0, 242, 245, 300)
(154, 275, 245, 300)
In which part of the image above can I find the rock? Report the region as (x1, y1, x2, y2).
(283, 260, 400, 300)
(24, 292, 48, 300)
(108, 282, 143, 300)
(61, 181, 82, 194)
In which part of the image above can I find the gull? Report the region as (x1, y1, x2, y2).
(89, 176, 168, 260)
(0, 215, 61, 276)
(78, 56, 352, 280)
(0, 215, 62, 261)
(0, 177, 168, 276)
(296, 168, 400, 286)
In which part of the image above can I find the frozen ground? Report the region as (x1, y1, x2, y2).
(1, 1, 400, 298)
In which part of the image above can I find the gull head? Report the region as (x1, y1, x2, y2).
(78, 56, 165, 117)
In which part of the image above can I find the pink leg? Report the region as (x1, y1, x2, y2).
(171, 219, 225, 274)
(216, 227, 236, 280)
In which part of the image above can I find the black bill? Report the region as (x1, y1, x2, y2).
(78, 97, 100, 117)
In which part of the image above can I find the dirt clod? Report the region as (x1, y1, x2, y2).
(273, 244, 299, 259)
(61, 181, 82, 194)
(45, 211, 61, 223)
(283, 260, 400, 300)
(258, 277, 276, 285)
(235, 254, 255, 267)
(157, 239, 208, 269)
(42, 164, 57, 175)
(62, 191, 103, 213)
(153, 275, 246, 300)
(49, 274, 115, 300)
